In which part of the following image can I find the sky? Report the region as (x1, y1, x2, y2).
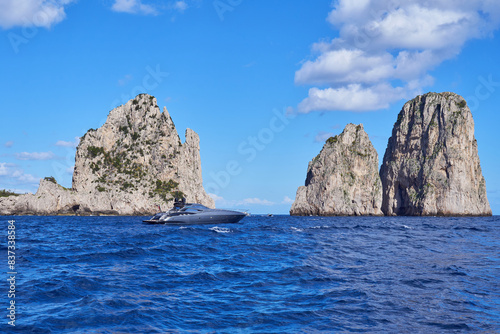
(0, 0, 499, 214)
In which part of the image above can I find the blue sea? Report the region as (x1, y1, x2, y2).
(1, 215, 500, 333)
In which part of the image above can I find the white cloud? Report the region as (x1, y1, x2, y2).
(299, 84, 398, 113)
(208, 193, 275, 207)
(111, 0, 157, 15)
(0, 0, 74, 29)
(11, 169, 39, 183)
(209, 193, 224, 203)
(327, 3, 486, 51)
(296, 49, 441, 87)
(314, 131, 335, 143)
(285, 106, 295, 116)
(239, 198, 275, 206)
(15, 151, 56, 160)
(296, 49, 395, 85)
(4, 141, 13, 148)
(0, 162, 40, 185)
(66, 165, 74, 174)
(0, 162, 9, 176)
(55, 136, 80, 148)
(296, 0, 500, 113)
(173, 1, 188, 13)
(281, 196, 294, 204)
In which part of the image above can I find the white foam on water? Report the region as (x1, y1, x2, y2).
(210, 226, 231, 233)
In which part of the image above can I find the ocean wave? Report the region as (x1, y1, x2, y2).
(210, 226, 232, 233)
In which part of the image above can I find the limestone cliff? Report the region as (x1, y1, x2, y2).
(0, 94, 214, 215)
(380, 92, 491, 216)
(290, 124, 382, 216)
(72, 93, 213, 210)
(0, 177, 122, 216)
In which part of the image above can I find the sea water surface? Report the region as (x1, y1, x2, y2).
(1, 215, 500, 333)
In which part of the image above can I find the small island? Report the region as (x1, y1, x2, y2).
(290, 123, 383, 216)
(0, 94, 213, 216)
(291, 92, 492, 216)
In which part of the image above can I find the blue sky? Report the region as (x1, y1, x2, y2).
(1, 0, 499, 214)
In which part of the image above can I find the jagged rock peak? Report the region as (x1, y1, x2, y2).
(380, 92, 491, 216)
(72, 93, 214, 210)
(290, 123, 383, 216)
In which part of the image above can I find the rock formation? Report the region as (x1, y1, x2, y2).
(380, 92, 491, 216)
(290, 124, 383, 216)
(0, 177, 117, 216)
(0, 94, 214, 215)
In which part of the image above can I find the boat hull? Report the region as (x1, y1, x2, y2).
(143, 210, 246, 225)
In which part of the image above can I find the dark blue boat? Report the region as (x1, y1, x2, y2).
(143, 199, 247, 225)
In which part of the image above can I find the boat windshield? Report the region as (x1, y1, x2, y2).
(179, 204, 209, 212)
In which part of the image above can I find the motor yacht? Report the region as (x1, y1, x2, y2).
(143, 199, 247, 225)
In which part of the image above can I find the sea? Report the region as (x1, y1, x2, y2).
(1, 215, 500, 333)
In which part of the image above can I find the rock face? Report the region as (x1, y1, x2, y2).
(290, 124, 383, 216)
(72, 93, 213, 211)
(380, 92, 491, 216)
(0, 94, 214, 215)
(0, 178, 119, 216)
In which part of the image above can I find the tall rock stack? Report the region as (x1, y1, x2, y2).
(73, 93, 214, 211)
(0, 94, 214, 215)
(290, 124, 383, 216)
(380, 92, 491, 216)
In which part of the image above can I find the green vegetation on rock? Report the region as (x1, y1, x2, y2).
(153, 179, 184, 202)
(87, 146, 105, 158)
(119, 126, 129, 135)
(0, 190, 21, 197)
(326, 136, 338, 145)
(44, 176, 57, 184)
